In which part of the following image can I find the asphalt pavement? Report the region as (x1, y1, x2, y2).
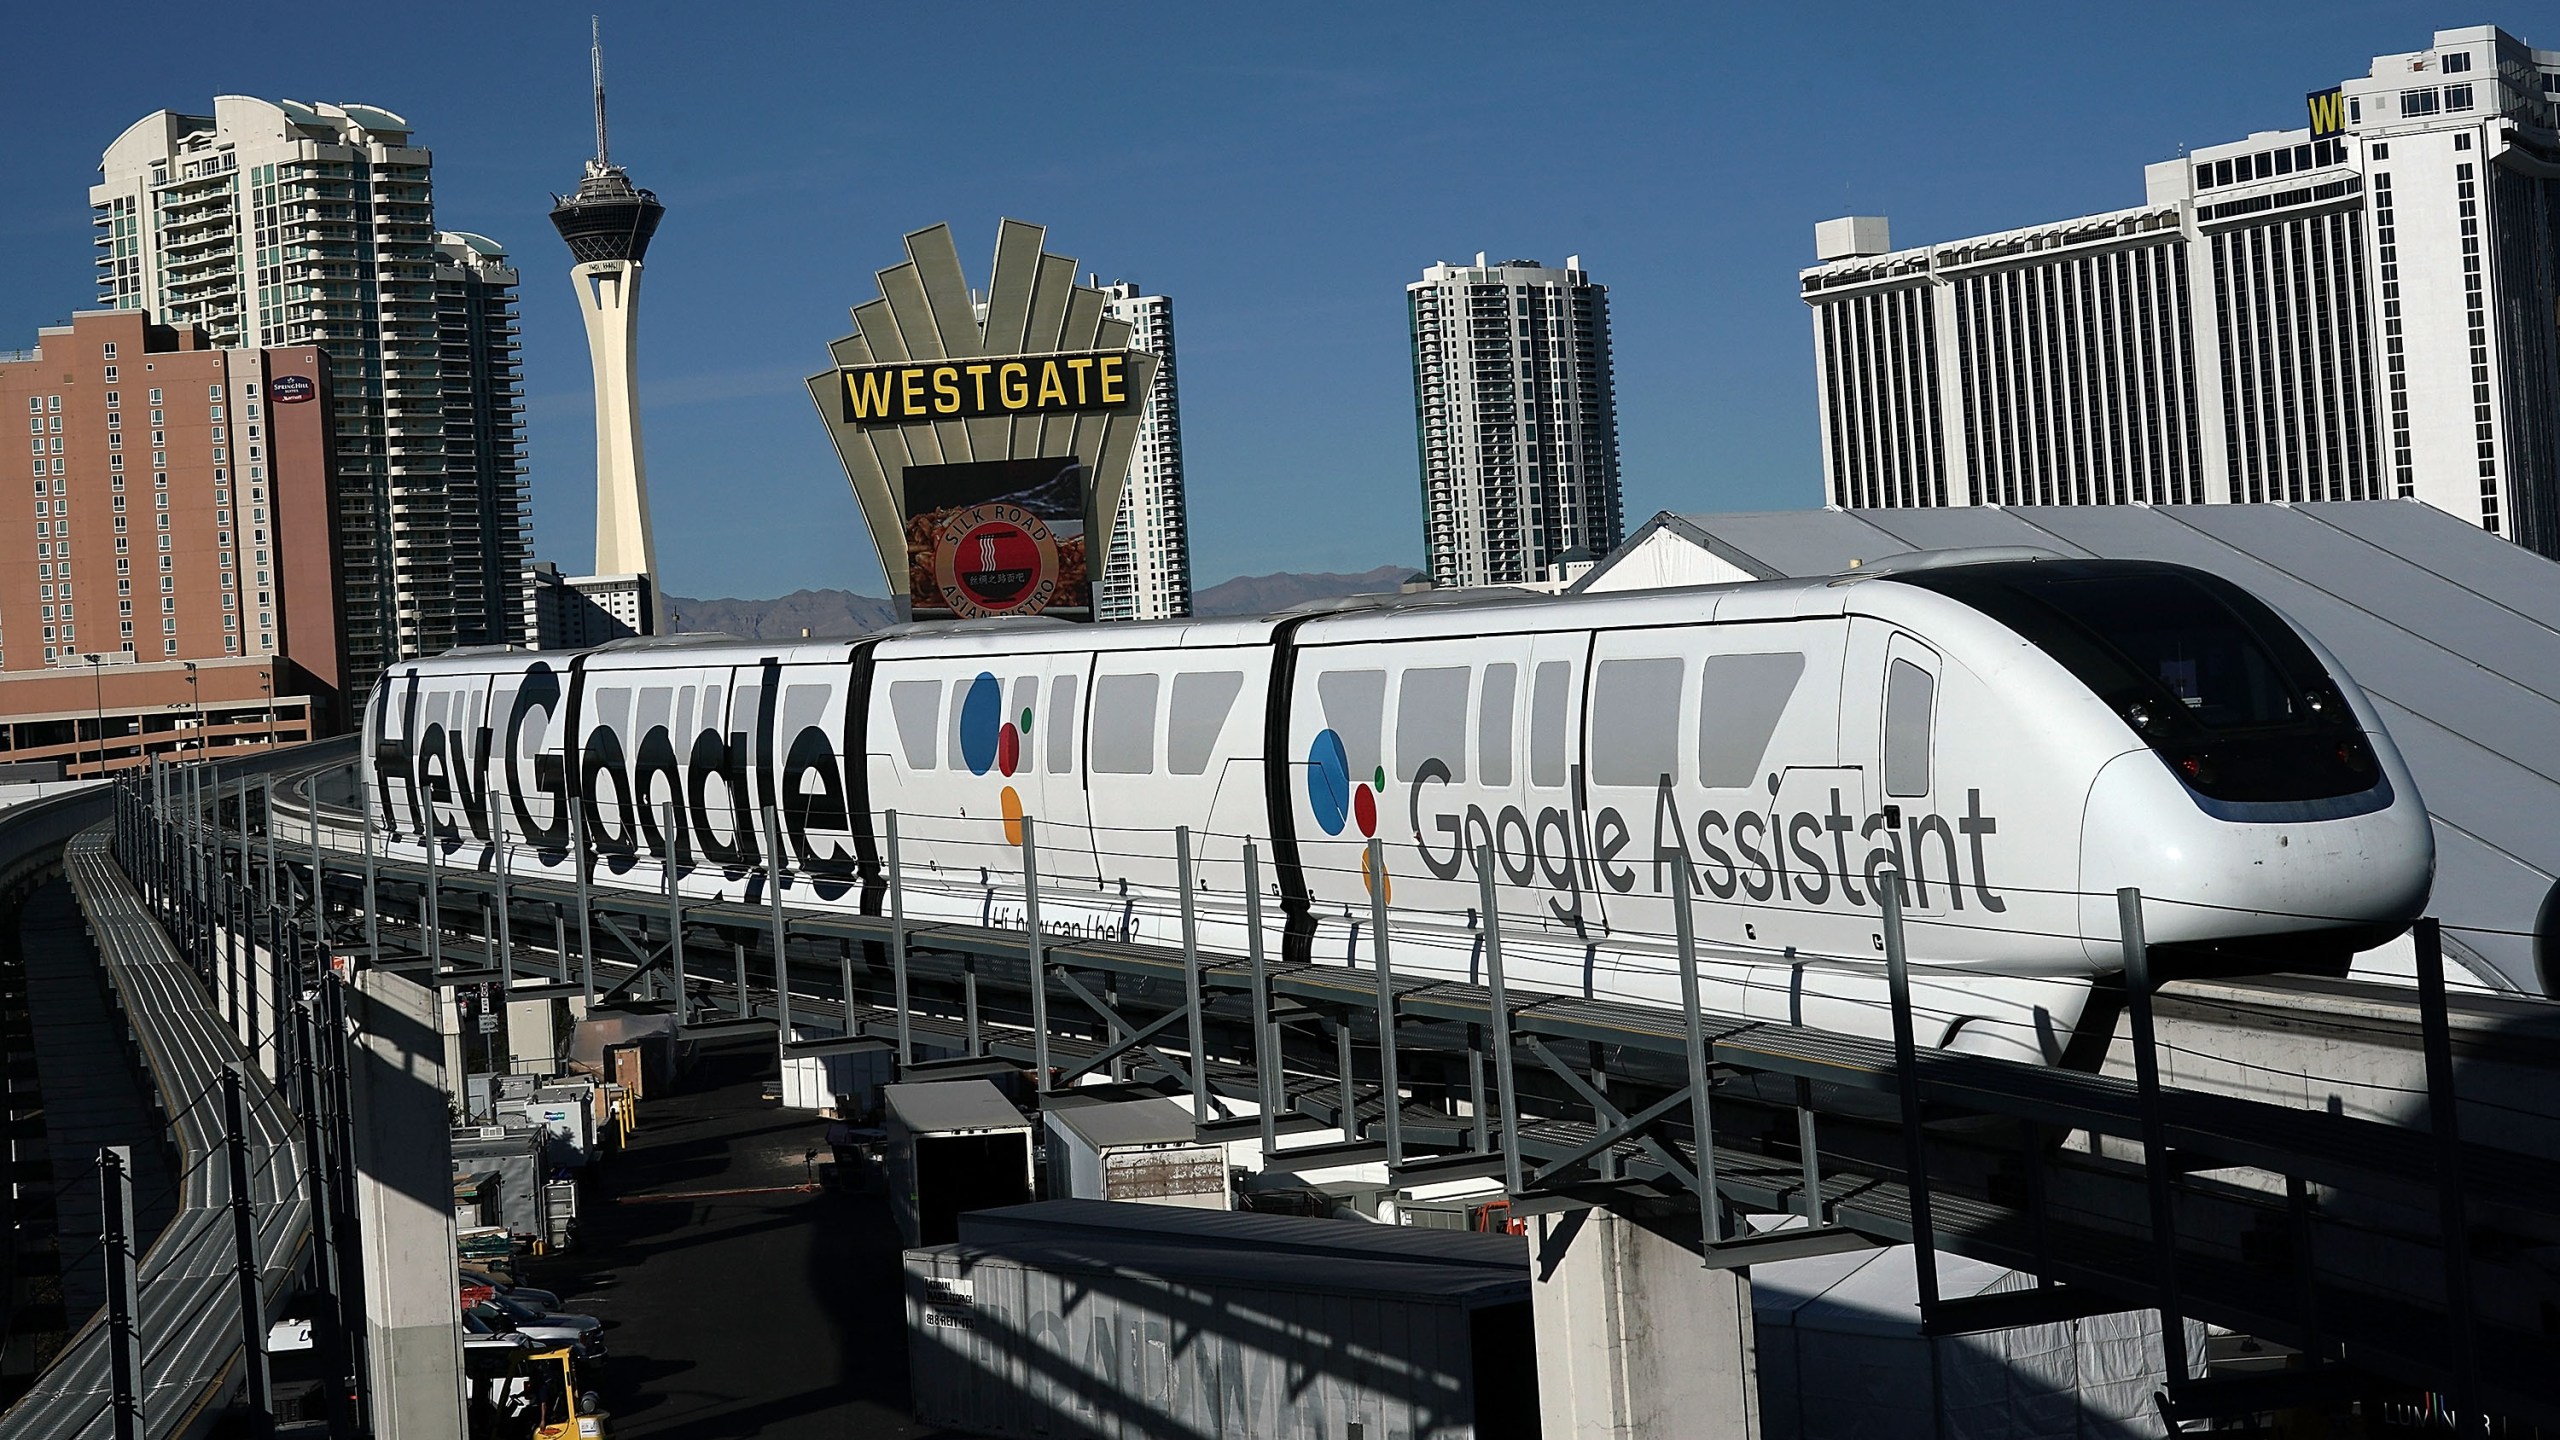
(519, 1034, 965, 1439)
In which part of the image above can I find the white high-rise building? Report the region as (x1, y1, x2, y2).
(1094, 282, 1191, 620)
(90, 97, 529, 695)
(1802, 24, 2560, 555)
(1409, 255, 1623, 589)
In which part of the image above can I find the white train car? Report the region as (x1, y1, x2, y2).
(361, 553, 2434, 1068)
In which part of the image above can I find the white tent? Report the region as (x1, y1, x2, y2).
(1752, 1232, 2203, 1440)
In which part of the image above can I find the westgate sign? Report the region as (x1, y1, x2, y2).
(804, 220, 1160, 618)
(840, 351, 1135, 425)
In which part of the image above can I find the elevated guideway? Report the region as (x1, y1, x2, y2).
(0, 740, 363, 1440)
(245, 752, 2560, 1426)
(0, 832, 310, 1440)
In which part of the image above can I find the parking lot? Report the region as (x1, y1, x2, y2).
(515, 1035, 957, 1439)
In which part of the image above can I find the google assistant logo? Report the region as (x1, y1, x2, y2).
(956, 672, 1033, 844)
(1306, 728, 1390, 900)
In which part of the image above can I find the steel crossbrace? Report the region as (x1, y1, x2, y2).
(1053, 969, 1200, 1089)
(1523, 1037, 1701, 1193)
(1529, 1088, 1696, 1190)
(592, 912, 675, 1003)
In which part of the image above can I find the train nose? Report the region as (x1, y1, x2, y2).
(2077, 747, 2435, 967)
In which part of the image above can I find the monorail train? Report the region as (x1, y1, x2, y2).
(361, 552, 2435, 1068)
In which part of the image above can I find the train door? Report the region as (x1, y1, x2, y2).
(1580, 630, 1692, 974)
(771, 658, 861, 901)
(1520, 631, 1604, 985)
(371, 666, 424, 846)
(706, 664, 773, 888)
(1086, 645, 1258, 900)
(575, 669, 649, 881)
(1841, 622, 1952, 918)
(490, 659, 570, 857)
(414, 674, 496, 854)
(1290, 644, 1391, 942)
(1001, 654, 1098, 891)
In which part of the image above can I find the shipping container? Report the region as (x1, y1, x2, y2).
(450, 1125, 552, 1243)
(905, 1225, 1538, 1440)
(885, 1080, 1036, 1249)
(1042, 1096, 1230, 1210)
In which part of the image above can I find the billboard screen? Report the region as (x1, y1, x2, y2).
(902, 457, 1092, 621)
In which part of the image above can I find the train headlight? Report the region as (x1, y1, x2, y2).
(2176, 752, 2217, 787)
(2122, 700, 2156, 732)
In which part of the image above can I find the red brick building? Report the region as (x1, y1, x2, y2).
(0, 311, 347, 775)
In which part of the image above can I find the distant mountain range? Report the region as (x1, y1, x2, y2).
(664, 589, 899, 639)
(1191, 564, 1418, 616)
(665, 563, 1417, 639)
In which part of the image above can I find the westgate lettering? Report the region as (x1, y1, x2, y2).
(840, 351, 1132, 425)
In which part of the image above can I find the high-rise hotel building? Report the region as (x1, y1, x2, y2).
(1093, 282, 1192, 620)
(0, 310, 343, 772)
(90, 97, 530, 698)
(1802, 25, 2560, 554)
(1410, 255, 1623, 588)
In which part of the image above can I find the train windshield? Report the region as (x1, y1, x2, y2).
(1898, 560, 2380, 804)
(2017, 572, 2300, 729)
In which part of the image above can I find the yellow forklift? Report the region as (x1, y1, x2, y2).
(464, 1334, 604, 1440)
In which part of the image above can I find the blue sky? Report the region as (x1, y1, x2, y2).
(0, 1, 2480, 598)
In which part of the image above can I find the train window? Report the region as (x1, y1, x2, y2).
(1169, 670, 1245, 775)
(1590, 658, 1684, 786)
(782, 683, 832, 735)
(1396, 667, 1470, 782)
(1090, 673, 1160, 774)
(1697, 652, 1805, 789)
(591, 687, 629, 736)
(1883, 659, 1935, 797)
(1317, 668, 1386, 782)
(1529, 661, 1571, 787)
(1896, 559, 2375, 803)
(1479, 663, 1517, 787)
(731, 683, 765, 756)
(888, 680, 940, 770)
(636, 686, 673, 738)
(1046, 674, 1078, 775)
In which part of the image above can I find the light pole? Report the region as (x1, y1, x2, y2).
(82, 653, 106, 778)
(257, 672, 276, 749)
(181, 661, 203, 757)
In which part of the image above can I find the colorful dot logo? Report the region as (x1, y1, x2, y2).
(959, 672, 1033, 844)
(1307, 729, 1390, 899)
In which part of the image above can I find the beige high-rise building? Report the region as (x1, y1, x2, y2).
(89, 96, 529, 698)
(1800, 24, 2560, 554)
(0, 310, 340, 772)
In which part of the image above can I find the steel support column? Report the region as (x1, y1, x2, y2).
(2413, 917, 2480, 1437)
(1477, 849, 1522, 1198)
(1368, 836, 1402, 1168)
(100, 1145, 143, 1440)
(1022, 817, 1048, 1093)
(223, 1066, 275, 1433)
